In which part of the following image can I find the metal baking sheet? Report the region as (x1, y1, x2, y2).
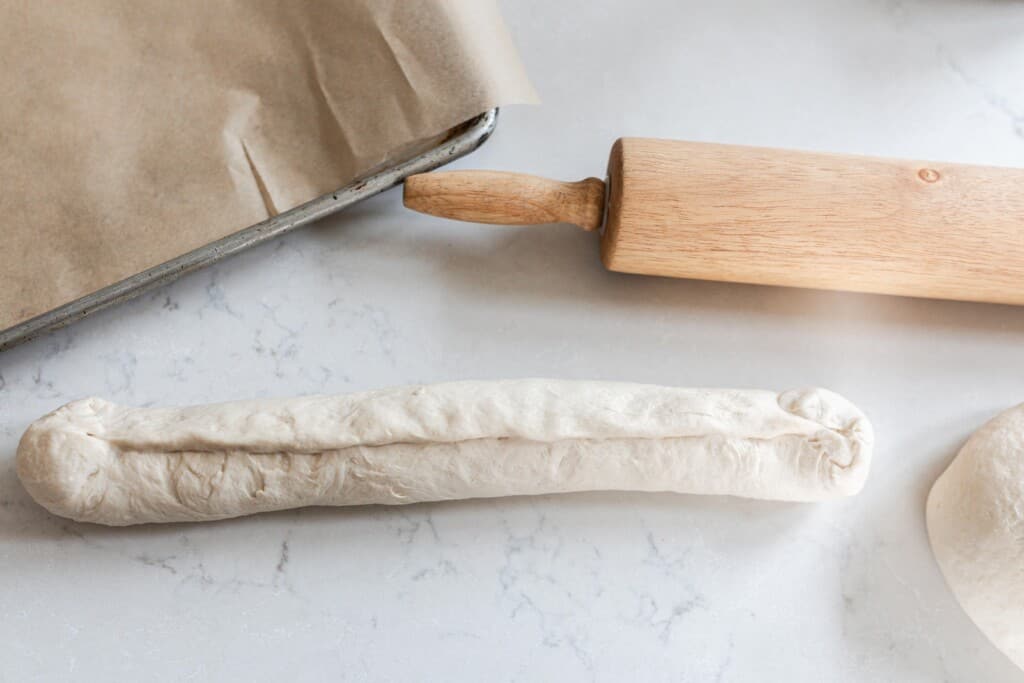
(0, 108, 499, 352)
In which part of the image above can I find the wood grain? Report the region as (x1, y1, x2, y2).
(404, 170, 606, 231)
(601, 138, 1024, 304)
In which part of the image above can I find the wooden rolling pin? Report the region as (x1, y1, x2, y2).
(403, 138, 1024, 305)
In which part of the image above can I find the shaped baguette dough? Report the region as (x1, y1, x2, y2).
(927, 403, 1024, 671)
(17, 380, 873, 526)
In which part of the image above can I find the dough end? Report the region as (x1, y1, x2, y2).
(777, 387, 874, 497)
(16, 398, 119, 524)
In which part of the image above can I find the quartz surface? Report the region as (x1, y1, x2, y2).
(3, 0, 1024, 680)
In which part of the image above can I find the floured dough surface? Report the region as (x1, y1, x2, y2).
(927, 403, 1024, 671)
(17, 379, 873, 526)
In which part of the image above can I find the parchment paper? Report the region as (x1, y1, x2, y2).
(0, 0, 537, 331)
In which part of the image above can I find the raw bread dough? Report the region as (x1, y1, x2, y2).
(927, 403, 1024, 671)
(17, 380, 873, 526)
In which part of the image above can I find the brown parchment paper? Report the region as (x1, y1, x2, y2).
(0, 0, 537, 331)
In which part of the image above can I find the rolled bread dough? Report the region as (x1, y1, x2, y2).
(927, 403, 1024, 671)
(17, 380, 873, 526)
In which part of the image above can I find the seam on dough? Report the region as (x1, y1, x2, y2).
(103, 432, 860, 457)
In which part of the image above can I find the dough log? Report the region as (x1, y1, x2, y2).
(16, 380, 873, 526)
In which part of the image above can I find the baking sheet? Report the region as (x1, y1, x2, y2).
(0, 0, 537, 333)
(0, 110, 499, 351)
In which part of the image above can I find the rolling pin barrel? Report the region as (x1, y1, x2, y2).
(404, 138, 1024, 305)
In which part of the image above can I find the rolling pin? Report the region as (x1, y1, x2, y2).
(403, 138, 1024, 305)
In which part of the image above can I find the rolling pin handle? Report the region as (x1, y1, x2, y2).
(404, 170, 607, 232)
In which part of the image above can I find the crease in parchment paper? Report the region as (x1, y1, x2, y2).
(0, 0, 538, 331)
(240, 140, 278, 218)
(307, 55, 365, 170)
(221, 90, 275, 221)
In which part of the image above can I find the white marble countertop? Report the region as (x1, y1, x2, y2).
(4, 0, 1024, 680)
